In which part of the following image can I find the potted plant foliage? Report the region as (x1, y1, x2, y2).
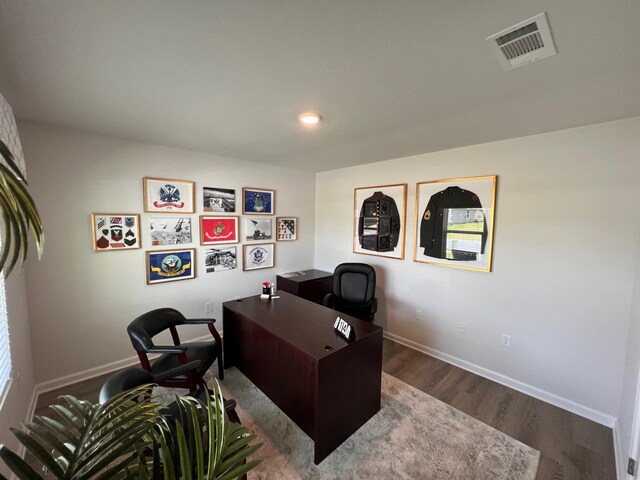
(0, 139, 44, 277)
(0, 380, 261, 479)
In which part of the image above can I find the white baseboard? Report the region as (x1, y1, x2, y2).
(613, 419, 624, 480)
(31, 334, 213, 411)
(384, 331, 617, 428)
(32, 353, 143, 400)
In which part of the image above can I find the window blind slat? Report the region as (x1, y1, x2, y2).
(0, 273, 12, 394)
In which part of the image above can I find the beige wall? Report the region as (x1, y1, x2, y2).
(315, 117, 640, 425)
(19, 122, 316, 384)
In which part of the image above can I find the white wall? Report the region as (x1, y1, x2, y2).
(617, 232, 640, 476)
(315, 117, 640, 423)
(19, 122, 316, 384)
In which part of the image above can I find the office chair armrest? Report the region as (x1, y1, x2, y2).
(322, 293, 335, 307)
(371, 297, 378, 314)
(152, 360, 201, 383)
(146, 345, 187, 354)
(182, 318, 217, 325)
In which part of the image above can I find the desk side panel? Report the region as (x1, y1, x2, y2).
(223, 306, 318, 438)
(315, 329, 383, 464)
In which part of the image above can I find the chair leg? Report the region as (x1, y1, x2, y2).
(226, 407, 241, 425)
(217, 355, 224, 381)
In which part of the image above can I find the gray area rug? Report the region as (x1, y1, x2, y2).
(217, 367, 540, 480)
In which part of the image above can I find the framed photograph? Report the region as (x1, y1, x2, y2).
(203, 187, 235, 213)
(200, 215, 239, 245)
(143, 177, 195, 214)
(245, 218, 272, 241)
(146, 248, 195, 284)
(91, 213, 141, 252)
(353, 184, 407, 260)
(204, 246, 237, 273)
(276, 217, 297, 241)
(243, 243, 275, 271)
(242, 187, 274, 215)
(149, 217, 192, 245)
(413, 175, 497, 272)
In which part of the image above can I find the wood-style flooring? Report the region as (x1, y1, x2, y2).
(33, 338, 616, 480)
(382, 339, 616, 480)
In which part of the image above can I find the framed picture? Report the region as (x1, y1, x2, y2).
(146, 248, 195, 284)
(149, 217, 192, 245)
(243, 243, 274, 271)
(143, 177, 195, 214)
(245, 218, 272, 241)
(203, 187, 235, 213)
(200, 215, 239, 245)
(242, 187, 274, 215)
(413, 175, 497, 272)
(204, 246, 238, 273)
(91, 213, 141, 252)
(276, 217, 297, 241)
(353, 184, 407, 260)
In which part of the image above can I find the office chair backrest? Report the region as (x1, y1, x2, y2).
(99, 367, 154, 404)
(127, 307, 185, 352)
(334, 263, 376, 305)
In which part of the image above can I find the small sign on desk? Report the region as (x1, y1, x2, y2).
(334, 316, 356, 342)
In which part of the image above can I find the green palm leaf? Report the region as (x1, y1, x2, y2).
(1, 380, 261, 480)
(0, 139, 44, 277)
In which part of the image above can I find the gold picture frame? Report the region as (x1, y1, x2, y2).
(242, 187, 275, 215)
(353, 183, 407, 260)
(143, 177, 195, 214)
(243, 243, 275, 271)
(276, 217, 297, 241)
(413, 175, 497, 272)
(91, 213, 141, 252)
(146, 248, 196, 284)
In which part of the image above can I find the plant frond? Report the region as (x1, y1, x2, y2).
(0, 444, 44, 480)
(0, 139, 44, 277)
(10, 428, 65, 479)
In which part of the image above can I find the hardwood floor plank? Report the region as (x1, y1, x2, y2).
(380, 338, 616, 480)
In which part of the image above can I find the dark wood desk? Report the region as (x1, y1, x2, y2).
(276, 269, 333, 303)
(223, 292, 382, 464)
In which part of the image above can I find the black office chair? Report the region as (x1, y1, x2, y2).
(322, 263, 378, 321)
(99, 366, 246, 479)
(99, 366, 240, 424)
(127, 307, 224, 393)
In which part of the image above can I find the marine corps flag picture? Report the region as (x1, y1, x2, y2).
(353, 184, 407, 260)
(413, 175, 496, 272)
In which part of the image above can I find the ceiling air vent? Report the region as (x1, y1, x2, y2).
(486, 12, 557, 70)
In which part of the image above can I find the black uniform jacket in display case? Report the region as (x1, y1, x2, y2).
(413, 175, 496, 273)
(420, 186, 488, 261)
(358, 191, 401, 252)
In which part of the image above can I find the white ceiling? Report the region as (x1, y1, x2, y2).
(1, 1, 639, 172)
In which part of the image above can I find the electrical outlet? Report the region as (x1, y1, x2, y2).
(458, 322, 466, 334)
(501, 334, 512, 348)
(205, 302, 214, 314)
(415, 309, 423, 320)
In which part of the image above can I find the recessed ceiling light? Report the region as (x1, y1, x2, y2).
(298, 112, 322, 125)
